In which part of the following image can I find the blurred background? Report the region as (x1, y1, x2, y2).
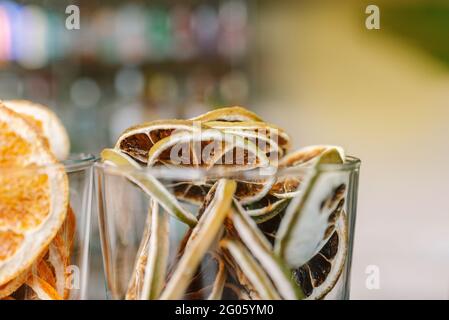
(1, 0, 448, 299)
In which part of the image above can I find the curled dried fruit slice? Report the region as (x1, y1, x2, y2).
(160, 179, 236, 300)
(125, 208, 152, 300)
(278, 145, 340, 168)
(0, 105, 68, 287)
(220, 238, 281, 300)
(204, 121, 291, 157)
(275, 146, 347, 268)
(171, 181, 213, 206)
(293, 213, 348, 300)
(270, 146, 344, 199)
(147, 130, 270, 171)
(230, 202, 303, 300)
(3, 100, 70, 160)
(101, 148, 197, 227)
(0, 269, 30, 298)
(234, 175, 275, 205)
(116, 119, 198, 164)
(183, 252, 227, 300)
(26, 275, 62, 300)
(245, 196, 290, 224)
(139, 200, 170, 300)
(191, 106, 263, 123)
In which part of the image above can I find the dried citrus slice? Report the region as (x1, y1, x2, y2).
(244, 196, 290, 224)
(160, 179, 236, 299)
(26, 275, 62, 300)
(125, 208, 152, 300)
(36, 259, 56, 288)
(0, 105, 68, 286)
(183, 252, 227, 300)
(3, 100, 70, 160)
(269, 146, 342, 199)
(147, 130, 271, 206)
(293, 213, 348, 300)
(147, 130, 270, 171)
(191, 106, 263, 123)
(275, 146, 346, 267)
(282, 145, 346, 166)
(0, 268, 30, 298)
(139, 200, 169, 300)
(101, 148, 197, 227)
(204, 121, 291, 157)
(171, 181, 213, 206)
(115, 119, 198, 164)
(220, 238, 281, 300)
(230, 202, 304, 300)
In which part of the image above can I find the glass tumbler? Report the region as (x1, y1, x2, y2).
(0, 154, 96, 300)
(95, 157, 360, 300)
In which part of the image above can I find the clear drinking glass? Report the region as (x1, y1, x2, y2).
(95, 157, 360, 300)
(0, 154, 96, 300)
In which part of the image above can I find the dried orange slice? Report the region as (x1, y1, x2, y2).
(3, 100, 70, 160)
(0, 268, 30, 298)
(0, 105, 69, 287)
(26, 275, 62, 300)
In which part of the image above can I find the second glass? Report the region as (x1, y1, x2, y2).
(95, 157, 360, 300)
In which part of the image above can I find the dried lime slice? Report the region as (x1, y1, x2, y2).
(245, 197, 290, 224)
(220, 238, 281, 300)
(294, 213, 348, 300)
(191, 106, 263, 123)
(140, 200, 170, 300)
(270, 145, 345, 199)
(160, 179, 236, 299)
(115, 119, 198, 164)
(170, 181, 213, 206)
(125, 207, 152, 300)
(147, 129, 270, 171)
(230, 202, 304, 300)
(101, 148, 197, 227)
(147, 130, 273, 206)
(183, 252, 227, 300)
(275, 146, 347, 268)
(204, 120, 291, 156)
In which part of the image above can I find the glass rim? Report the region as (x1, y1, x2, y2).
(0, 153, 97, 173)
(94, 155, 361, 180)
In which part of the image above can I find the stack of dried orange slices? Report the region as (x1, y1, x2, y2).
(0, 100, 73, 300)
(102, 106, 350, 300)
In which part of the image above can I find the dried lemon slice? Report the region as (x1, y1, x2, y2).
(191, 106, 263, 123)
(116, 119, 199, 164)
(3, 100, 70, 160)
(101, 148, 197, 227)
(0, 105, 68, 287)
(160, 179, 236, 299)
(275, 146, 346, 267)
